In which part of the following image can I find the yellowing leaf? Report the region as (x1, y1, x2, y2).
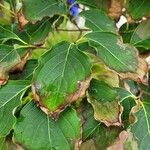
(88, 79, 123, 127)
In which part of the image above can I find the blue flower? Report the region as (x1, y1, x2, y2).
(70, 4, 79, 17)
(68, 0, 75, 4)
(68, 0, 79, 17)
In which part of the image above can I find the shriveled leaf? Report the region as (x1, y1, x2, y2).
(130, 20, 150, 49)
(32, 41, 91, 116)
(80, 9, 117, 33)
(109, 0, 123, 19)
(127, 0, 150, 20)
(88, 79, 122, 126)
(22, 0, 66, 21)
(131, 101, 150, 150)
(24, 17, 52, 45)
(17, 10, 29, 30)
(13, 101, 80, 150)
(86, 31, 138, 72)
(0, 80, 30, 137)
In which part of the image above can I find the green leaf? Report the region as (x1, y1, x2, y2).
(88, 79, 122, 126)
(22, 0, 66, 21)
(81, 101, 122, 149)
(0, 25, 26, 44)
(77, 0, 110, 12)
(0, 80, 30, 137)
(82, 102, 101, 140)
(131, 102, 150, 150)
(24, 17, 52, 45)
(10, 59, 38, 80)
(86, 32, 138, 72)
(13, 101, 80, 150)
(130, 20, 150, 49)
(119, 23, 138, 43)
(32, 41, 91, 113)
(80, 9, 117, 33)
(127, 0, 150, 20)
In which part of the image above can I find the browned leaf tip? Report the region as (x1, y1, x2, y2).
(119, 57, 148, 85)
(11, 50, 32, 73)
(129, 100, 141, 124)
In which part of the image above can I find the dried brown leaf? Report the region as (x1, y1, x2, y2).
(17, 10, 28, 31)
(109, 0, 123, 19)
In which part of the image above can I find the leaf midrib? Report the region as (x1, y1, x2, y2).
(53, 44, 72, 107)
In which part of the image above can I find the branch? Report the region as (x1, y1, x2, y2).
(56, 28, 90, 32)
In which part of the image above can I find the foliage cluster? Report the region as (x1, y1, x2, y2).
(0, 0, 150, 149)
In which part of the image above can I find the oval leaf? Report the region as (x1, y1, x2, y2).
(32, 41, 91, 115)
(86, 32, 138, 72)
(80, 9, 117, 33)
(13, 101, 81, 150)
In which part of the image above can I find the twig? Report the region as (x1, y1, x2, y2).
(56, 28, 90, 32)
